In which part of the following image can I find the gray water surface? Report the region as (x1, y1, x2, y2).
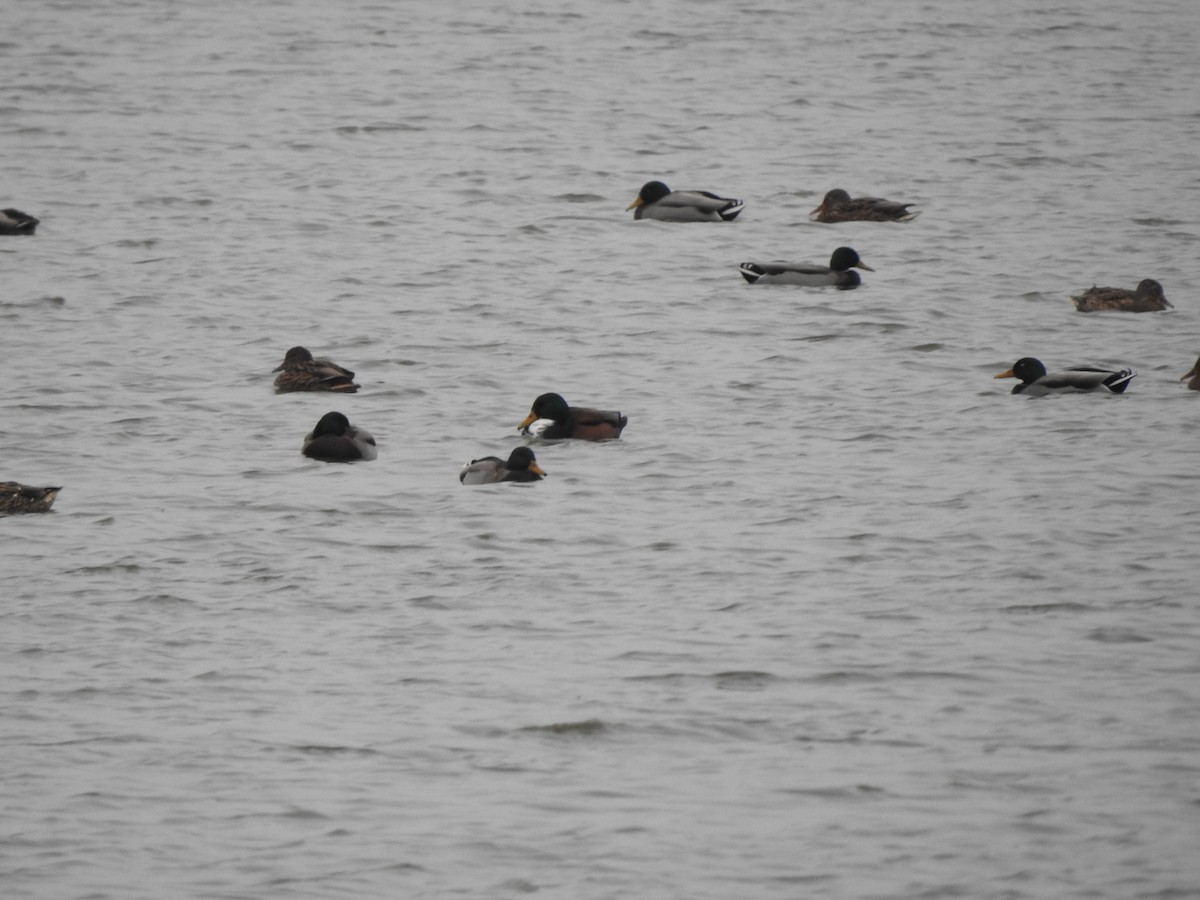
(4, 1, 1200, 898)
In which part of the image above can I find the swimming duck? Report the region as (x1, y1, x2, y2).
(518, 392, 627, 440)
(739, 246, 873, 288)
(993, 358, 1135, 396)
(1071, 279, 1171, 313)
(0, 482, 61, 514)
(1180, 357, 1200, 390)
(302, 411, 377, 462)
(460, 447, 547, 485)
(809, 189, 917, 223)
(0, 208, 39, 235)
(626, 180, 744, 222)
(273, 346, 360, 393)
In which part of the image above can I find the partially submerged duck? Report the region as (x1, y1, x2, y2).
(273, 346, 360, 393)
(0, 482, 61, 514)
(460, 447, 547, 485)
(1181, 357, 1200, 390)
(518, 392, 627, 440)
(626, 180, 744, 222)
(0, 208, 39, 235)
(809, 189, 916, 223)
(739, 246, 873, 288)
(1071, 279, 1171, 313)
(994, 358, 1135, 396)
(302, 411, 377, 462)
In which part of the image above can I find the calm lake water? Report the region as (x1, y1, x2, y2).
(4, 1, 1200, 898)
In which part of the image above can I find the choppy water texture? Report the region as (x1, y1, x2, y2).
(4, 1, 1200, 898)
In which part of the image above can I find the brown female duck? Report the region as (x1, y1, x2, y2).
(273, 346, 360, 393)
(809, 189, 916, 223)
(1071, 279, 1171, 313)
(0, 482, 61, 513)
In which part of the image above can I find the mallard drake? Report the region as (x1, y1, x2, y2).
(739, 246, 873, 288)
(0, 208, 39, 235)
(273, 346, 360, 393)
(518, 392, 627, 440)
(809, 189, 917, 223)
(0, 482, 61, 514)
(1071, 279, 1171, 313)
(302, 411, 377, 462)
(994, 358, 1135, 396)
(1180, 357, 1200, 390)
(460, 447, 547, 485)
(626, 180, 744, 222)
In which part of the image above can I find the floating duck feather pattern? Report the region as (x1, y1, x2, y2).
(302, 411, 377, 462)
(0, 482, 61, 514)
(518, 392, 627, 440)
(273, 346, 360, 393)
(626, 180, 744, 222)
(0, 208, 39, 235)
(809, 189, 917, 223)
(460, 447, 547, 485)
(994, 358, 1136, 396)
(1071, 279, 1171, 313)
(739, 246, 874, 288)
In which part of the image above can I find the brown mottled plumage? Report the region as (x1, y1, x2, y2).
(273, 346, 360, 393)
(1071, 279, 1171, 313)
(809, 189, 916, 223)
(0, 482, 61, 514)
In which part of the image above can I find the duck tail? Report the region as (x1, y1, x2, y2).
(738, 262, 765, 284)
(1104, 369, 1136, 393)
(719, 200, 745, 221)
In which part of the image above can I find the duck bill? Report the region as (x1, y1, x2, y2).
(1182, 366, 1198, 381)
(994, 369, 1016, 379)
(855, 261, 875, 272)
(529, 463, 547, 477)
(625, 197, 644, 211)
(808, 203, 825, 218)
(518, 412, 538, 431)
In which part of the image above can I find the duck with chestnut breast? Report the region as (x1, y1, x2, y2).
(302, 411, 377, 462)
(1071, 279, 1171, 313)
(626, 180, 744, 222)
(994, 358, 1135, 396)
(273, 346, 360, 393)
(518, 393, 627, 440)
(460, 447, 547, 485)
(809, 189, 917, 223)
(1180, 357, 1200, 390)
(0, 208, 39, 235)
(0, 482, 61, 514)
(739, 246, 873, 288)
